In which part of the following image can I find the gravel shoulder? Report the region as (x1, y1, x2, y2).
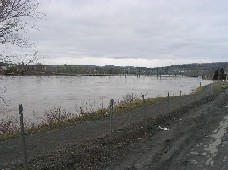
(1, 82, 227, 169)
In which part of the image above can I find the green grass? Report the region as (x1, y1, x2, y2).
(114, 97, 168, 113)
(220, 81, 228, 90)
(211, 81, 228, 93)
(191, 85, 206, 95)
(0, 132, 20, 141)
(191, 81, 228, 96)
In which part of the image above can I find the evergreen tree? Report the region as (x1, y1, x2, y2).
(219, 68, 226, 80)
(213, 69, 219, 80)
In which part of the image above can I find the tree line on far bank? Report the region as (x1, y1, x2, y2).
(213, 68, 227, 80)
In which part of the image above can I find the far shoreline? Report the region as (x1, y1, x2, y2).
(1, 73, 207, 78)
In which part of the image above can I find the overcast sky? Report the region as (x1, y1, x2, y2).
(28, 0, 228, 67)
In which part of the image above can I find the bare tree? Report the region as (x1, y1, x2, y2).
(0, 0, 42, 47)
(0, 0, 44, 65)
(0, 0, 42, 106)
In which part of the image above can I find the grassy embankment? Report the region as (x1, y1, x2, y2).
(1, 81, 227, 141)
(0, 96, 168, 141)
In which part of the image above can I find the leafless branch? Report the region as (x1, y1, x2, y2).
(0, 0, 42, 47)
(0, 0, 44, 65)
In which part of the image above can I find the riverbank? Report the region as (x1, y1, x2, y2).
(0, 81, 227, 169)
(0, 92, 169, 141)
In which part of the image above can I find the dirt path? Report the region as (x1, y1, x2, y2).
(167, 89, 228, 170)
(111, 89, 228, 170)
(0, 82, 227, 169)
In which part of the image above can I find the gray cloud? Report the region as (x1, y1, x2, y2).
(28, 0, 228, 66)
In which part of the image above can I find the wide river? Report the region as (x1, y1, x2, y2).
(0, 76, 212, 121)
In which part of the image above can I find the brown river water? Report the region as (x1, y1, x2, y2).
(0, 75, 212, 122)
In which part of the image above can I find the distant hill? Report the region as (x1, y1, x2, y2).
(153, 62, 228, 78)
(1, 62, 227, 79)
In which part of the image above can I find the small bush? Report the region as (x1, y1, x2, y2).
(44, 106, 73, 124)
